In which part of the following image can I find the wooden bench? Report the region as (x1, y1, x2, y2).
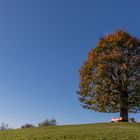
(128, 118, 136, 122)
(111, 117, 135, 122)
(111, 117, 125, 122)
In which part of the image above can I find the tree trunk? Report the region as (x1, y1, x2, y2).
(120, 92, 128, 122)
(120, 104, 128, 121)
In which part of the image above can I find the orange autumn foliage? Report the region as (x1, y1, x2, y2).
(78, 30, 140, 118)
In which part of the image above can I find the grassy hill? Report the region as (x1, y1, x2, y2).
(1, 123, 140, 140)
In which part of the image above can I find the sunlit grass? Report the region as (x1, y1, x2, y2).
(0, 123, 140, 140)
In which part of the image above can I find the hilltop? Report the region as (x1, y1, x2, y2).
(0, 123, 140, 140)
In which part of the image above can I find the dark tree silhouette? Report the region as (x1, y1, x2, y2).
(38, 119, 57, 127)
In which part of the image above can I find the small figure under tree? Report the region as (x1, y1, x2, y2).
(78, 30, 140, 121)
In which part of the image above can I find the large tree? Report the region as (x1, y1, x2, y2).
(78, 30, 140, 121)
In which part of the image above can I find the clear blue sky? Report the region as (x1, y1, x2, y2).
(0, 0, 140, 128)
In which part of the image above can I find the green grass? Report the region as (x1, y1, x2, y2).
(0, 123, 140, 140)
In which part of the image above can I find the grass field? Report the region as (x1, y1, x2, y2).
(0, 123, 140, 140)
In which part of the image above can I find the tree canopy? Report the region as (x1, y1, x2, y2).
(78, 30, 140, 120)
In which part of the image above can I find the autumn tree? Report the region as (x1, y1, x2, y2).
(78, 30, 140, 121)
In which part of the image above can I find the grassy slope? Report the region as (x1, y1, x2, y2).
(1, 123, 140, 140)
